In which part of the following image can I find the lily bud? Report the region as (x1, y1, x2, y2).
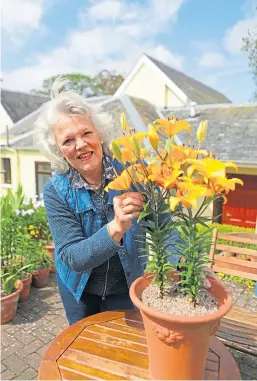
(120, 112, 127, 131)
(148, 124, 159, 150)
(111, 141, 122, 162)
(197, 120, 208, 143)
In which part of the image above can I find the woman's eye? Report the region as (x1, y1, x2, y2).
(63, 138, 73, 145)
(83, 131, 91, 136)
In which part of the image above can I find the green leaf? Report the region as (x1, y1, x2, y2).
(137, 209, 152, 222)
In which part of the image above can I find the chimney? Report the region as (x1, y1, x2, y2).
(190, 102, 197, 118)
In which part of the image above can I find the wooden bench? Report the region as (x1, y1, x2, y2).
(218, 306, 257, 356)
(209, 229, 257, 281)
(209, 229, 257, 356)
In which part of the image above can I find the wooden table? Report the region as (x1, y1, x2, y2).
(39, 310, 241, 380)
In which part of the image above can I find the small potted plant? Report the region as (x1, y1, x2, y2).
(27, 240, 52, 288)
(15, 231, 35, 302)
(0, 266, 24, 324)
(106, 114, 243, 380)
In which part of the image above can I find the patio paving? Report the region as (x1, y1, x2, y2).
(1, 273, 257, 380)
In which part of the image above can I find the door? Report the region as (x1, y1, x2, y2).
(222, 175, 257, 228)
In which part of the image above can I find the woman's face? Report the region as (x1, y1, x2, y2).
(55, 114, 103, 179)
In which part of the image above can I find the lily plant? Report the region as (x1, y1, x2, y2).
(106, 113, 243, 305)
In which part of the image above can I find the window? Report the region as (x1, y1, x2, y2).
(35, 162, 52, 195)
(1, 158, 12, 184)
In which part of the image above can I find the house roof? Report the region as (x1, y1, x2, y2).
(114, 53, 231, 105)
(145, 55, 231, 105)
(163, 104, 257, 165)
(3, 95, 161, 149)
(1, 89, 50, 123)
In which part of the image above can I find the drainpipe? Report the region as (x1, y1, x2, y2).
(5, 125, 10, 147)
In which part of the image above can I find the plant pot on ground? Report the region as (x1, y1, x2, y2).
(27, 239, 53, 288)
(32, 267, 50, 287)
(20, 272, 33, 302)
(0, 269, 24, 324)
(105, 113, 243, 380)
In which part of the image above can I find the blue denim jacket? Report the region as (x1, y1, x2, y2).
(43, 163, 180, 303)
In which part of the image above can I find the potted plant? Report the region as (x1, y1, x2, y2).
(1, 191, 35, 303)
(106, 114, 243, 380)
(28, 240, 52, 288)
(0, 267, 24, 324)
(15, 231, 36, 302)
(18, 196, 55, 272)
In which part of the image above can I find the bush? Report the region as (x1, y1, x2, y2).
(0, 186, 53, 293)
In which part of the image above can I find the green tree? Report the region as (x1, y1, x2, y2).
(32, 70, 124, 97)
(242, 29, 257, 100)
(92, 70, 124, 96)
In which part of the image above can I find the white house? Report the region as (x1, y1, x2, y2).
(114, 54, 231, 108)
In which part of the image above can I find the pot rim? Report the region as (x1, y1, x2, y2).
(129, 275, 232, 324)
(32, 267, 50, 274)
(0, 280, 24, 301)
(21, 273, 33, 282)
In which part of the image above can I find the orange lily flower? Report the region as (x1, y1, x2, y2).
(105, 170, 131, 191)
(211, 176, 243, 194)
(168, 145, 208, 163)
(148, 163, 183, 190)
(154, 116, 190, 137)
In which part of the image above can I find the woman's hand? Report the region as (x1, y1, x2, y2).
(201, 266, 220, 289)
(107, 192, 144, 243)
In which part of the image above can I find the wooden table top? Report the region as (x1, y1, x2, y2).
(39, 310, 241, 380)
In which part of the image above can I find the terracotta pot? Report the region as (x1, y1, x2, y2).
(32, 268, 50, 288)
(45, 243, 56, 273)
(1, 280, 23, 324)
(20, 273, 32, 302)
(130, 273, 232, 380)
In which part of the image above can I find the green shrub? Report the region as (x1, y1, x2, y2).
(217, 273, 255, 292)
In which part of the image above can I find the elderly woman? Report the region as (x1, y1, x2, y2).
(34, 77, 180, 326)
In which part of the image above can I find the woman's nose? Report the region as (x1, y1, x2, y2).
(76, 136, 87, 150)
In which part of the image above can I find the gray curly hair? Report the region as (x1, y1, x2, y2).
(34, 76, 113, 173)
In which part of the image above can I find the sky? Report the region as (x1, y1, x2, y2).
(1, 0, 257, 103)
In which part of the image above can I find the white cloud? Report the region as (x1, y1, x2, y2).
(2, 0, 46, 45)
(3, 0, 186, 92)
(87, 0, 124, 21)
(148, 45, 184, 70)
(198, 52, 226, 68)
(150, 0, 184, 22)
(223, 15, 257, 54)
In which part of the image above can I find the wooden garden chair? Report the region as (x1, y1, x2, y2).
(208, 228, 257, 356)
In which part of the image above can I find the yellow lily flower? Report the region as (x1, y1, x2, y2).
(169, 182, 211, 211)
(185, 158, 238, 180)
(197, 120, 208, 143)
(105, 170, 131, 191)
(154, 116, 190, 137)
(148, 123, 159, 150)
(211, 176, 243, 194)
(128, 164, 149, 184)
